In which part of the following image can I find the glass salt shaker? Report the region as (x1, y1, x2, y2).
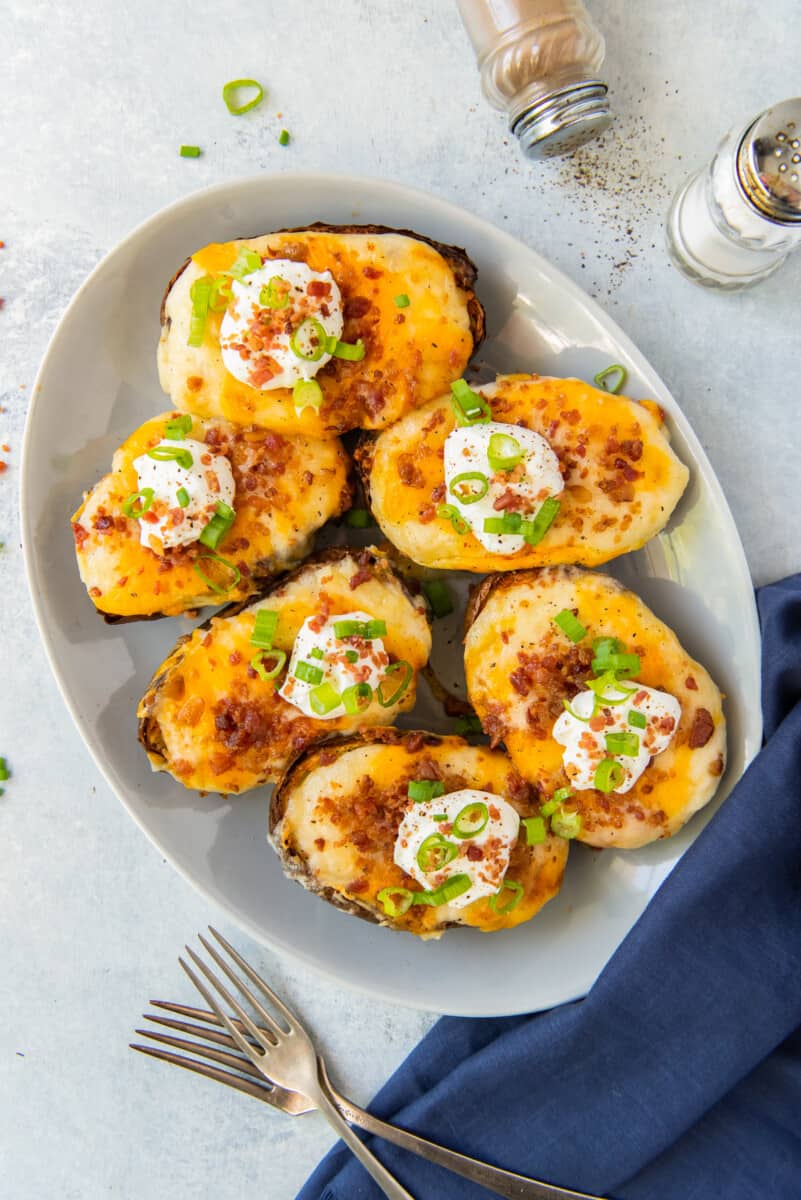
(456, 0, 611, 158)
(666, 98, 801, 290)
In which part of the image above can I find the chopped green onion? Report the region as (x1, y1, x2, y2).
(188, 276, 213, 347)
(452, 801, 489, 839)
(344, 650, 359, 663)
(553, 787, 574, 804)
(222, 78, 265, 116)
(250, 649, 286, 682)
(393, 293, 410, 308)
(540, 797, 561, 818)
(165, 414, 193, 440)
(450, 379, 492, 425)
(522, 816, 546, 845)
(562, 697, 590, 722)
(410, 874, 472, 907)
(489, 878, 524, 915)
(449, 471, 489, 505)
(436, 503, 470, 536)
(422, 579, 454, 618)
(553, 609, 587, 643)
(594, 364, 627, 394)
(551, 808, 582, 839)
(226, 247, 263, 280)
(483, 512, 523, 535)
(341, 682, 373, 714)
(0, 758, 9, 782)
(591, 651, 641, 677)
(377, 886, 414, 917)
(198, 501, 236, 550)
(147, 445, 194, 469)
(521, 497, 560, 546)
(594, 758, 625, 793)
(487, 432, 523, 472)
(290, 317, 328, 362)
(309, 647, 324, 660)
(176, 487, 190, 508)
(327, 337, 366, 361)
(366, 619, 386, 638)
(309, 682, 341, 715)
(209, 276, 233, 311)
(192, 553, 241, 596)
(294, 661, 324, 685)
(251, 609, 278, 649)
(122, 488, 155, 519)
(605, 731, 640, 757)
(433, 814, 447, 822)
(454, 715, 483, 735)
(278, 128, 290, 146)
(416, 833, 459, 873)
(293, 379, 323, 413)
(332, 618, 386, 639)
(180, 145, 201, 158)
(593, 636, 625, 656)
(629, 709, 647, 729)
(408, 780, 446, 803)
(587, 671, 638, 704)
(377, 660, 413, 707)
(344, 508, 373, 528)
(259, 275, 290, 309)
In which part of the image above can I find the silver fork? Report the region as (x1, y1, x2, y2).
(130, 928, 604, 1200)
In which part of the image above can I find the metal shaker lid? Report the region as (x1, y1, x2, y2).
(737, 98, 801, 224)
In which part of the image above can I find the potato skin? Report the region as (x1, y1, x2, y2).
(158, 224, 484, 437)
(358, 374, 689, 572)
(71, 411, 352, 620)
(270, 728, 568, 938)
(464, 565, 727, 849)
(137, 548, 432, 795)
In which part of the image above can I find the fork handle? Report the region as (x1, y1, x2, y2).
(312, 1081, 417, 1200)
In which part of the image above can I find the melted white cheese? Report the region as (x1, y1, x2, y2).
(133, 438, 235, 553)
(442, 421, 564, 553)
(279, 611, 390, 720)
(552, 681, 682, 793)
(394, 788, 520, 909)
(220, 259, 343, 391)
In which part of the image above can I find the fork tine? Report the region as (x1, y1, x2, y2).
(135, 1026, 263, 1079)
(208, 926, 298, 1031)
(144, 1011, 255, 1054)
(197, 932, 286, 1041)
(179, 952, 263, 1063)
(130, 1042, 272, 1104)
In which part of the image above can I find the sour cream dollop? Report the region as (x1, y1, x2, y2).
(442, 421, 564, 553)
(220, 259, 344, 391)
(279, 611, 390, 720)
(133, 438, 235, 553)
(552, 681, 682, 793)
(394, 788, 520, 908)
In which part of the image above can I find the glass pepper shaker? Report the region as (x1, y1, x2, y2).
(456, 0, 611, 159)
(666, 98, 801, 290)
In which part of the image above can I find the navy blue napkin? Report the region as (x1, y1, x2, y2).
(298, 573, 801, 1200)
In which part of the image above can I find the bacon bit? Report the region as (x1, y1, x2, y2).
(0, 461, 7, 474)
(605, 436, 619, 454)
(561, 409, 581, 425)
(94, 514, 114, 532)
(302, 470, 314, 486)
(589, 714, 606, 732)
(362, 266, 382, 279)
(307, 280, 331, 297)
(466, 844, 484, 861)
(205, 470, 221, 493)
(397, 454, 424, 488)
(202, 633, 213, 649)
(430, 482, 446, 503)
(619, 438, 643, 461)
(688, 708, 715, 749)
(187, 376, 203, 392)
(314, 837, 326, 851)
(229, 651, 242, 666)
(343, 295, 371, 319)
(575, 443, 587, 458)
(654, 714, 676, 734)
(509, 667, 532, 696)
(177, 696, 205, 726)
(0, 241, 5, 249)
(200, 452, 212, 465)
(394, 313, 406, 324)
(348, 878, 369, 893)
(117, 575, 129, 587)
(1, 444, 8, 453)
(488, 804, 500, 821)
(89, 586, 102, 598)
(614, 458, 641, 482)
(419, 505, 436, 524)
(492, 488, 521, 512)
(685, 675, 698, 691)
(501, 630, 510, 644)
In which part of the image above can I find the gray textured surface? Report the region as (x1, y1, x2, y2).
(2, 2, 800, 1197)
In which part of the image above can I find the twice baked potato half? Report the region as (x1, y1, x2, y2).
(464, 566, 726, 849)
(358, 373, 689, 571)
(158, 224, 484, 438)
(71, 411, 351, 620)
(270, 728, 568, 938)
(138, 549, 431, 794)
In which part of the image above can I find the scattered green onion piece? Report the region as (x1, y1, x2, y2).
(452, 801, 489, 839)
(341, 682, 373, 714)
(122, 488, 155, 519)
(587, 671, 638, 704)
(605, 731, 640, 757)
(222, 78, 265, 116)
(377, 886, 414, 917)
(454, 715, 483, 735)
(226, 247, 263, 280)
(344, 508, 373, 528)
(416, 833, 459, 873)
(309, 682, 342, 715)
(449, 471, 489, 505)
(293, 379, 323, 413)
(489, 879, 524, 915)
(483, 512, 523, 535)
(592, 636, 625, 656)
(450, 379, 492, 425)
(553, 787, 574, 804)
(412, 873, 472, 907)
(176, 487, 190, 508)
(562, 697, 590, 722)
(309, 647, 324, 661)
(250, 649, 286, 682)
(332, 618, 386, 640)
(187, 276, 213, 347)
(278, 128, 290, 146)
(328, 338, 366, 362)
(259, 275, 290, 309)
(345, 650, 359, 663)
(366, 619, 387, 638)
(164, 414, 193, 440)
(198, 501, 236, 551)
(0, 758, 9, 782)
(553, 609, 587, 643)
(594, 758, 625, 793)
(147, 445, 194, 469)
(594, 364, 627, 394)
(433, 814, 447, 822)
(487, 432, 523, 472)
(192, 553, 241, 596)
(407, 780, 446, 803)
(436, 503, 470, 536)
(294, 661, 324, 685)
(377, 660, 413, 707)
(209, 276, 233, 311)
(629, 709, 647, 729)
(180, 145, 201, 158)
(521, 497, 560, 546)
(422, 579, 454, 618)
(290, 317, 328, 362)
(591, 651, 641, 677)
(393, 293, 410, 308)
(522, 816, 546, 845)
(251, 609, 278, 649)
(540, 797, 561, 818)
(551, 808, 582, 840)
